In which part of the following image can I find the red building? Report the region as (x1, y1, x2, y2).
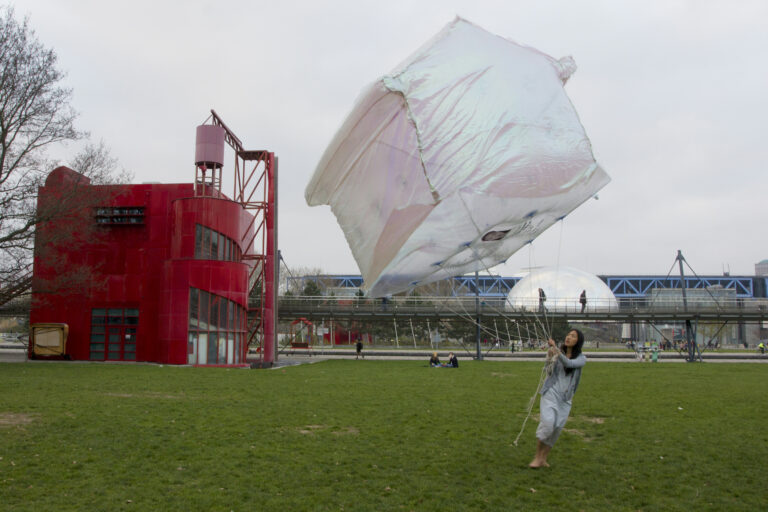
(30, 166, 256, 365)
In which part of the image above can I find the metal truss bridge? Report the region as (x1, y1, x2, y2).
(278, 296, 768, 324)
(288, 274, 768, 299)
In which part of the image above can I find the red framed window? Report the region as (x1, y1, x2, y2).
(194, 224, 241, 262)
(187, 288, 246, 365)
(90, 308, 139, 361)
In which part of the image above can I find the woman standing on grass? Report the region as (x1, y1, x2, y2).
(529, 329, 586, 468)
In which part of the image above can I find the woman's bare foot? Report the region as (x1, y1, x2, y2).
(529, 440, 551, 467)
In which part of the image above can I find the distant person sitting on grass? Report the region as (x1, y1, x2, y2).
(529, 329, 586, 469)
(447, 352, 459, 368)
(429, 352, 441, 367)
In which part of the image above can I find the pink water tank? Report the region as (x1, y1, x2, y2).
(195, 125, 225, 168)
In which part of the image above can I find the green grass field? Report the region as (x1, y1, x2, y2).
(1, 360, 766, 511)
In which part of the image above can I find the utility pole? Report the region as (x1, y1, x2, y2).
(475, 271, 482, 360)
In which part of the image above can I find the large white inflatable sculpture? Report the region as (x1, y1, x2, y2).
(506, 266, 619, 312)
(306, 17, 610, 297)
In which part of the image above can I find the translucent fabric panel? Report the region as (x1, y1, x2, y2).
(306, 18, 609, 297)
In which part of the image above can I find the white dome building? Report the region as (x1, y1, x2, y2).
(506, 266, 618, 312)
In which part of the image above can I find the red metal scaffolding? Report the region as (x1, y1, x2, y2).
(198, 110, 277, 365)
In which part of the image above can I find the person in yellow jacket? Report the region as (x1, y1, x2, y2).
(759, 341, 765, 355)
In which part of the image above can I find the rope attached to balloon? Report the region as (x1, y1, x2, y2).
(405, 194, 569, 447)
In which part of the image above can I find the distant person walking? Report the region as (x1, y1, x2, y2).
(529, 329, 586, 468)
(579, 290, 587, 313)
(759, 341, 765, 355)
(356, 340, 364, 359)
(538, 288, 547, 313)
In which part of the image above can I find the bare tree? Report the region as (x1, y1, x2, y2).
(0, 7, 128, 306)
(281, 265, 326, 296)
(31, 143, 131, 306)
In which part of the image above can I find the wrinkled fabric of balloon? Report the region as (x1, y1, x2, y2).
(305, 17, 610, 297)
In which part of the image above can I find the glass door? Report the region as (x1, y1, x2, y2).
(107, 328, 122, 360)
(124, 328, 136, 360)
(90, 308, 140, 361)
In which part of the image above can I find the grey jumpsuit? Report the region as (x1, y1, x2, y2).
(536, 352, 586, 446)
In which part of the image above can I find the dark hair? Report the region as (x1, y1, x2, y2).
(560, 329, 585, 375)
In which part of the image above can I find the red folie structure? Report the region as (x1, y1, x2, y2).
(30, 112, 277, 365)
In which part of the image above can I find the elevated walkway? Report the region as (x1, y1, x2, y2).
(277, 296, 768, 323)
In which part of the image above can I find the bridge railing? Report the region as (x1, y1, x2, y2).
(277, 295, 768, 316)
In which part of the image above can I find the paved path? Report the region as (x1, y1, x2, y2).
(3, 345, 766, 365)
(0, 348, 27, 363)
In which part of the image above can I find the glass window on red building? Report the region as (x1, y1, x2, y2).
(195, 224, 241, 262)
(90, 308, 139, 361)
(187, 288, 246, 365)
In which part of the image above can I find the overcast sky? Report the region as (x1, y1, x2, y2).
(16, 0, 768, 278)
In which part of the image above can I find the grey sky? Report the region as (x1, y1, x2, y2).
(17, 0, 768, 278)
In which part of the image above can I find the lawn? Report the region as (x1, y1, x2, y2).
(0, 360, 766, 511)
